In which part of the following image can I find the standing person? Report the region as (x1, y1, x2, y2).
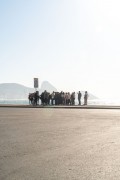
(36, 91, 39, 105)
(34, 91, 39, 105)
(28, 93, 31, 105)
(68, 92, 71, 105)
(64, 93, 67, 105)
(40, 92, 44, 105)
(44, 90, 48, 105)
(71, 93, 74, 105)
(51, 91, 55, 105)
(78, 91, 82, 105)
(71, 92, 75, 105)
(73, 92, 75, 105)
(48, 93, 51, 105)
(61, 92, 64, 105)
(66, 93, 68, 105)
(84, 91, 88, 105)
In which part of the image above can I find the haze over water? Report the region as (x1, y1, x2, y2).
(1, 99, 120, 105)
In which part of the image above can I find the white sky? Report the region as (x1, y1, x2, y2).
(0, 0, 120, 99)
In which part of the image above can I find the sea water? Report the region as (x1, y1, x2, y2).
(0, 100, 29, 105)
(0, 99, 120, 105)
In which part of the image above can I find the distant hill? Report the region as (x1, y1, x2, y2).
(0, 82, 57, 100)
(0, 82, 97, 100)
(0, 83, 33, 100)
(40, 81, 57, 93)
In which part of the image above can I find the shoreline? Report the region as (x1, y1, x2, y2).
(1, 104, 120, 109)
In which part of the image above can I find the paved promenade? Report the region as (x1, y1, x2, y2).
(1, 108, 120, 180)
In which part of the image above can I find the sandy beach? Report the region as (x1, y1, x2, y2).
(1, 107, 120, 180)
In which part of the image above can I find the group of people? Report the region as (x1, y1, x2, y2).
(78, 91, 88, 105)
(28, 90, 88, 106)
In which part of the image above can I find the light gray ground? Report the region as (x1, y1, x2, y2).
(0, 108, 120, 180)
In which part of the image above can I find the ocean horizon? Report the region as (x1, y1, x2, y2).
(0, 99, 120, 106)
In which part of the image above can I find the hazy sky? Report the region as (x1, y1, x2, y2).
(1, 0, 120, 99)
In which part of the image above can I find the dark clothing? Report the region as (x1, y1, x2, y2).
(78, 92, 82, 105)
(84, 92, 88, 105)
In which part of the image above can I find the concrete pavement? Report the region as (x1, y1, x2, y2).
(1, 108, 120, 179)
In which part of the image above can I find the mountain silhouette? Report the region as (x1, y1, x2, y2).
(0, 82, 97, 100)
(40, 81, 57, 93)
(0, 82, 57, 100)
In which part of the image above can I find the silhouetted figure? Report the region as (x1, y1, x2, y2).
(28, 93, 31, 104)
(44, 90, 48, 105)
(71, 92, 75, 105)
(78, 91, 82, 105)
(84, 91, 88, 105)
(48, 93, 51, 105)
(61, 92, 65, 105)
(40, 92, 44, 105)
(34, 91, 38, 105)
(68, 92, 71, 105)
(51, 91, 55, 105)
(28, 93, 35, 105)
